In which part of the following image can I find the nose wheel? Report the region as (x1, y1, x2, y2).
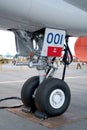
(21, 77, 71, 117)
(35, 78, 71, 116)
(21, 76, 39, 112)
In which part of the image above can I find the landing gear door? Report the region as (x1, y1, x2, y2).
(41, 28, 66, 57)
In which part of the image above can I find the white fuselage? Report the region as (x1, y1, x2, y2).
(0, 0, 87, 36)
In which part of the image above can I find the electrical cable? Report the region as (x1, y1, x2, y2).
(0, 96, 23, 109)
(62, 44, 73, 65)
(62, 36, 73, 80)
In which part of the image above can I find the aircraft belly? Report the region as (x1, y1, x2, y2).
(30, 0, 87, 36)
(0, 0, 44, 31)
(0, 0, 87, 36)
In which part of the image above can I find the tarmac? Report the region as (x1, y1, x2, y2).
(0, 63, 87, 130)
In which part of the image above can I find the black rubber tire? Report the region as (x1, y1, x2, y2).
(21, 76, 39, 112)
(35, 78, 71, 116)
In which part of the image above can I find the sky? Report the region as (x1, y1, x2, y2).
(0, 30, 16, 56)
(0, 30, 77, 56)
(68, 37, 77, 56)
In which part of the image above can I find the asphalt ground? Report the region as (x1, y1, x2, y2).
(0, 63, 87, 130)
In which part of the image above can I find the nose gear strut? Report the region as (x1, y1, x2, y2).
(15, 28, 72, 119)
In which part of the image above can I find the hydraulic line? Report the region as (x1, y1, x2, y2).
(0, 96, 23, 109)
(62, 36, 73, 80)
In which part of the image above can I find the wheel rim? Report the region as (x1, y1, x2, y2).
(49, 89, 65, 109)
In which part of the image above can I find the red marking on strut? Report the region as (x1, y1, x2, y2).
(47, 46, 62, 57)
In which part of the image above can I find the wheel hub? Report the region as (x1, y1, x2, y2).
(49, 89, 65, 109)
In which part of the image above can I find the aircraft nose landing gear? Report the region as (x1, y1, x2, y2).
(20, 28, 73, 118)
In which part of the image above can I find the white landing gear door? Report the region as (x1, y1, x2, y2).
(41, 28, 66, 57)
